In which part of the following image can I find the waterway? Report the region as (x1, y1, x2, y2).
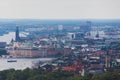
(0, 32, 53, 71)
(0, 32, 15, 44)
(0, 32, 28, 44)
(0, 58, 53, 71)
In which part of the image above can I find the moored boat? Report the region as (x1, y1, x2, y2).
(7, 59, 17, 62)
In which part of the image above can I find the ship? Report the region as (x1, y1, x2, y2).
(7, 59, 17, 62)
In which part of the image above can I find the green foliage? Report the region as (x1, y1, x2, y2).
(0, 49, 8, 56)
(29, 75, 47, 80)
(69, 75, 87, 80)
(91, 72, 120, 80)
(0, 68, 120, 80)
(85, 73, 93, 80)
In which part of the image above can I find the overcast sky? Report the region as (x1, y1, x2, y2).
(0, 0, 120, 19)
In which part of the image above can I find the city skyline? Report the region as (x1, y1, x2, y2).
(0, 0, 120, 19)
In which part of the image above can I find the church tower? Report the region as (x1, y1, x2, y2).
(15, 27, 20, 42)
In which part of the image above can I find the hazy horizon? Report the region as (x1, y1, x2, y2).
(0, 0, 120, 19)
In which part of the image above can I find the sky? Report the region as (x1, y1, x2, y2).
(0, 0, 120, 19)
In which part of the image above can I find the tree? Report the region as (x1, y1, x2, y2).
(0, 49, 8, 56)
(91, 72, 120, 80)
(28, 75, 47, 80)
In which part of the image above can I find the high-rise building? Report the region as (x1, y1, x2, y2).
(15, 27, 20, 42)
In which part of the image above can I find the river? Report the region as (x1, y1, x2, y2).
(0, 58, 53, 71)
(0, 32, 28, 44)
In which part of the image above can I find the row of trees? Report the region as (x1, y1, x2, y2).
(0, 68, 120, 80)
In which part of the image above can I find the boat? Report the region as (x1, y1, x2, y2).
(7, 59, 17, 62)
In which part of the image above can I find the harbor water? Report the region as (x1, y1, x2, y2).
(0, 58, 53, 71)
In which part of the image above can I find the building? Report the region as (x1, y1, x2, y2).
(15, 27, 20, 42)
(0, 42, 6, 48)
(80, 21, 92, 32)
(74, 32, 84, 39)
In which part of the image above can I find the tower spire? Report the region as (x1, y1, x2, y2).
(15, 27, 20, 42)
